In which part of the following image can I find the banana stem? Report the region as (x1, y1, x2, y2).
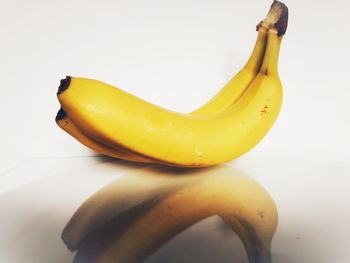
(260, 31, 282, 75)
(260, 1, 288, 36)
(256, 1, 287, 75)
(223, 216, 273, 263)
(244, 28, 268, 72)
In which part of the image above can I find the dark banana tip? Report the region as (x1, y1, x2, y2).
(61, 230, 78, 252)
(258, 0, 289, 36)
(57, 76, 71, 95)
(271, 0, 288, 36)
(62, 237, 76, 252)
(55, 107, 67, 122)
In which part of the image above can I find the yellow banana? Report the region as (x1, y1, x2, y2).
(57, 32, 285, 167)
(192, 0, 288, 118)
(55, 27, 267, 163)
(189, 26, 267, 116)
(57, 1, 287, 167)
(62, 166, 278, 263)
(55, 108, 155, 163)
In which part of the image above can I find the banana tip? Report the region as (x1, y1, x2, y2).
(57, 76, 71, 95)
(62, 239, 76, 252)
(271, 1, 288, 36)
(55, 107, 67, 122)
(259, 0, 289, 36)
(61, 231, 77, 251)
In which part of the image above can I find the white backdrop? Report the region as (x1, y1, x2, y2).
(1, 0, 349, 172)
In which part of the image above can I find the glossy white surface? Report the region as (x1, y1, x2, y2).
(0, 153, 349, 262)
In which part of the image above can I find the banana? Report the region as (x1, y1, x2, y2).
(55, 108, 155, 163)
(62, 166, 278, 263)
(57, 33, 285, 167)
(57, 1, 288, 167)
(55, 27, 267, 163)
(188, 26, 267, 116)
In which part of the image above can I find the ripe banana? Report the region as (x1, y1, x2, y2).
(188, 26, 267, 116)
(55, 108, 155, 163)
(57, 33, 285, 167)
(57, 1, 288, 167)
(55, 27, 267, 163)
(62, 166, 278, 263)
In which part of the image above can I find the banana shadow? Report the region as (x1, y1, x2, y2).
(62, 165, 278, 263)
(94, 154, 218, 176)
(93, 155, 148, 170)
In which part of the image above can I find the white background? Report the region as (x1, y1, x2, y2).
(1, 0, 350, 262)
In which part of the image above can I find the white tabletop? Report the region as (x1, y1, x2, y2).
(0, 153, 349, 262)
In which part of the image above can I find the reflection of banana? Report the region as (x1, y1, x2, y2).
(62, 168, 186, 249)
(62, 166, 278, 263)
(55, 108, 155, 163)
(56, 1, 288, 167)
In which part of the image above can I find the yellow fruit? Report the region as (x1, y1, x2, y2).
(58, 29, 284, 167)
(56, 27, 267, 163)
(56, 108, 155, 163)
(56, 0, 288, 167)
(189, 26, 267, 116)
